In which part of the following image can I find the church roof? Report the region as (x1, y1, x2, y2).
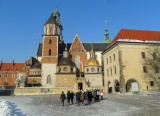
(37, 43, 42, 57)
(58, 57, 74, 66)
(111, 29, 160, 45)
(37, 43, 109, 57)
(44, 13, 58, 25)
(83, 43, 110, 51)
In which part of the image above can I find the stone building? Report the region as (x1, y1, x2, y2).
(102, 29, 160, 93)
(0, 61, 25, 89)
(35, 8, 110, 91)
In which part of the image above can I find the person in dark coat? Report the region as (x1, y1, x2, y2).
(60, 91, 66, 106)
(88, 90, 92, 105)
(70, 91, 75, 104)
(67, 91, 71, 104)
(76, 90, 81, 106)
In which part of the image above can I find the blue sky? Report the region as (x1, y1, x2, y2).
(0, 0, 160, 62)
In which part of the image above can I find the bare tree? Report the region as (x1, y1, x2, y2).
(144, 43, 160, 91)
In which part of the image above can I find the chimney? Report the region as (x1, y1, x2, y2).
(0, 60, 2, 68)
(12, 60, 15, 67)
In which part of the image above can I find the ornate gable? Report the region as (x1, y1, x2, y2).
(69, 34, 87, 72)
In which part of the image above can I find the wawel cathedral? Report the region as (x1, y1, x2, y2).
(0, 8, 160, 95)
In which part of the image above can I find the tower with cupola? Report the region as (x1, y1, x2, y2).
(41, 8, 63, 87)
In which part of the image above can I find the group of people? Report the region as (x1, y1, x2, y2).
(60, 89, 104, 106)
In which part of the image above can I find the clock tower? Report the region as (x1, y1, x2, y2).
(41, 8, 63, 87)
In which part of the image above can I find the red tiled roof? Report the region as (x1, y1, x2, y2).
(0, 63, 25, 71)
(111, 29, 160, 45)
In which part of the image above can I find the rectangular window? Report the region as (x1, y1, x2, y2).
(110, 56, 112, 63)
(153, 52, 157, 59)
(155, 67, 160, 73)
(107, 69, 109, 76)
(106, 58, 108, 64)
(110, 68, 112, 76)
(150, 81, 154, 86)
(143, 66, 147, 73)
(141, 52, 145, 59)
(114, 66, 116, 74)
(0, 74, 1, 78)
(5, 74, 8, 78)
(113, 54, 115, 61)
(12, 74, 15, 78)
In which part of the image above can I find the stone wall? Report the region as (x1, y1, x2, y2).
(14, 87, 74, 95)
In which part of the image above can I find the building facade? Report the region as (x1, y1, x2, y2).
(102, 29, 160, 93)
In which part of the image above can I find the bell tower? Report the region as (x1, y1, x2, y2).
(41, 8, 63, 87)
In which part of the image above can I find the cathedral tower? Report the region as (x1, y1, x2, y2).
(41, 8, 63, 87)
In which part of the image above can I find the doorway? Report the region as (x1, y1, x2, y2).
(78, 83, 83, 91)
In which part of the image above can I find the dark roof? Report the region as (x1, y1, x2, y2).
(44, 13, 58, 25)
(37, 43, 42, 56)
(37, 43, 110, 57)
(83, 43, 110, 51)
(58, 58, 74, 66)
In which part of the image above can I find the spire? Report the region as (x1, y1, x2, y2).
(63, 43, 69, 58)
(103, 21, 111, 43)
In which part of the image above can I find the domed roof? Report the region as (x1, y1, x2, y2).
(58, 58, 74, 66)
(86, 58, 99, 66)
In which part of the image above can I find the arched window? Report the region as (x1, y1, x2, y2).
(47, 75, 51, 83)
(75, 55, 80, 68)
(49, 49, 51, 56)
(49, 39, 52, 44)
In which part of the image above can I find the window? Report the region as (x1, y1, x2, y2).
(45, 28, 47, 34)
(110, 68, 112, 76)
(155, 67, 160, 73)
(63, 67, 67, 72)
(0, 74, 1, 78)
(49, 39, 52, 44)
(106, 58, 108, 64)
(75, 55, 80, 68)
(153, 52, 157, 59)
(91, 67, 95, 72)
(5, 74, 8, 78)
(150, 81, 154, 86)
(47, 75, 51, 83)
(113, 54, 115, 61)
(12, 74, 15, 78)
(110, 56, 112, 63)
(114, 66, 116, 74)
(107, 69, 109, 76)
(50, 27, 52, 33)
(49, 49, 51, 56)
(143, 66, 147, 73)
(141, 52, 145, 59)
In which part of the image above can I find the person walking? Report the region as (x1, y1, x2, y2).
(67, 91, 71, 104)
(70, 91, 75, 104)
(100, 89, 104, 100)
(76, 90, 81, 106)
(60, 91, 66, 106)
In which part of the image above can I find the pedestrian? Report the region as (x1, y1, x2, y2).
(97, 89, 100, 102)
(60, 91, 66, 106)
(76, 90, 81, 106)
(80, 90, 85, 105)
(67, 91, 71, 104)
(70, 91, 75, 104)
(88, 90, 92, 105)
(100, 89, 104, 100)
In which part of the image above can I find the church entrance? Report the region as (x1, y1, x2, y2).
(78, 83, 83, 91)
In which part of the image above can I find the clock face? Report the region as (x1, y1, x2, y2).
(91, 67, 95, 72)
(63, 67, 67, 71)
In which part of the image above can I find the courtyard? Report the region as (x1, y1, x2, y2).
(0, 93, 160, 116)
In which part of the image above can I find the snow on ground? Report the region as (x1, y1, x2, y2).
(0, 99, 27, 116)
(0, 93, 160, 116)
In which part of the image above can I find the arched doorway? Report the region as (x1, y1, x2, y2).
(114, 80, 120, 92)
(78, 83, 83, 90)
(126, 79, 139, 92)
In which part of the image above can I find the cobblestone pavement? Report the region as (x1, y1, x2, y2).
(0, 93, 160, 116)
